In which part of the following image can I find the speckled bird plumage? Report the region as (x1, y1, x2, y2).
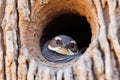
(41, 35, 82, 63)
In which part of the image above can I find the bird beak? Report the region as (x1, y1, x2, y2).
(59, 48, 69, 55)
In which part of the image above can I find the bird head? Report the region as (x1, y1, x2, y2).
(48, 35, 79, 55)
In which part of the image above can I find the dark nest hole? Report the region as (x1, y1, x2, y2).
(40, 13, 92, 53)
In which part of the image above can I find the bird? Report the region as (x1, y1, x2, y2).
(41, 35, 82, 63)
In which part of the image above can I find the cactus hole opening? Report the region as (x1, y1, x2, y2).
(41, 13, 92, 52)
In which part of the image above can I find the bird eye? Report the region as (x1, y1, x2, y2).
(56, 39, 62, 45)
(70, 43, 75, 49)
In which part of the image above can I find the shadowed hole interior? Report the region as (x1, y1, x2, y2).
(41, 13, 92, 53)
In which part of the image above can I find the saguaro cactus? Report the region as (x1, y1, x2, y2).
(0, 0, 120, 80)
